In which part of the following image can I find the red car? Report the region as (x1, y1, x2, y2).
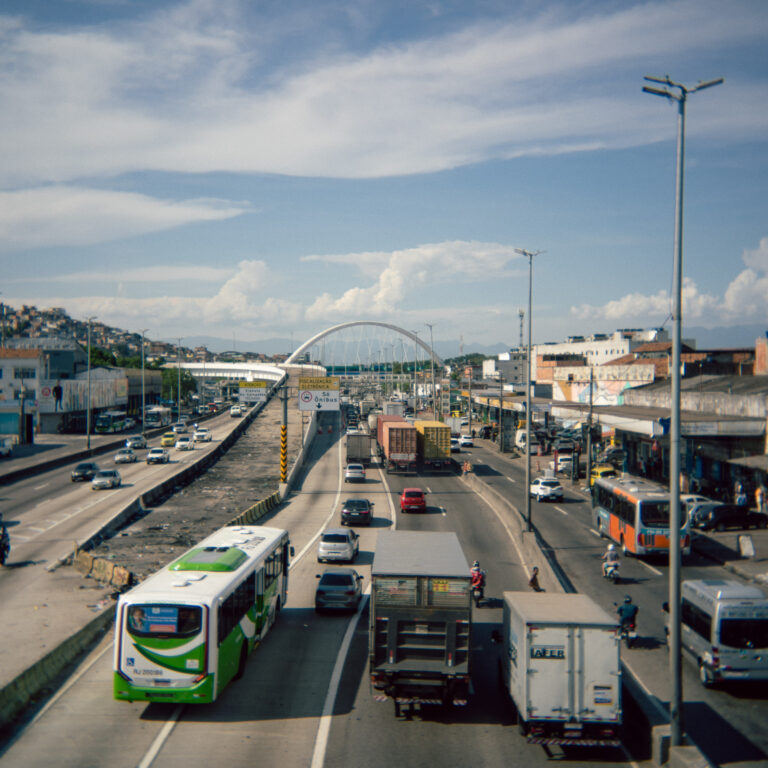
(400, 488, 426, 513)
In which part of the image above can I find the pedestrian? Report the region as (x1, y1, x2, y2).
(754, 484, 765, 514)
(528, 566, 543, 592)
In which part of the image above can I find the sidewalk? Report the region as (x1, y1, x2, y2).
(471, 438, 768, 588)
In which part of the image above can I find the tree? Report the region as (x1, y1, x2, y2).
(161, 368, 197, 402)
(90, 346, 117, 367)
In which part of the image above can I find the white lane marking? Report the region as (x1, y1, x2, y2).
(639, 559, 663, 576)
(33, 483, 49, 490)
(426, 487, 432, 494)
(441, 507, 447, 517)
(554, 506, 568, 516)
(376, 464, 398, 530)
(506, 476, 516, 483)
(310, 591, 369, 768)
(137, 704, 184, 768)
(590, 529, 602, 538)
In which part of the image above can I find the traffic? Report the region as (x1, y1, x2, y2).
(0, 393, 767, 768)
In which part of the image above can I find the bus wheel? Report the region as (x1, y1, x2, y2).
(596, 519, 604, 537)
(234, 644, 248, 680)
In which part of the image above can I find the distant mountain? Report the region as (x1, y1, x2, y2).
(684, 323, 768, 349)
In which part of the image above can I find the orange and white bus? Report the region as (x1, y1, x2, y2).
(592, 475, 690, 556)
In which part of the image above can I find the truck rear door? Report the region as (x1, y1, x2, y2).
(526, 626, 570, 720)
(578, 627, 621, 723)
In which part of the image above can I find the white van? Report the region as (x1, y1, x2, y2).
(666, 579, 768, 686)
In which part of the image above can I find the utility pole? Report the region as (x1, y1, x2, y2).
(426, 323, 437, 421)
(86, 316, 95, 451)
(498, 370, 504, 453)
(643, 72, 723, 747)
(586, 367, 594, 485)
(280, 379, 288, 484)
(515, 248, 542, 533)
(176, 338, 183, 421)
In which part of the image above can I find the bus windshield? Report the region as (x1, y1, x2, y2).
(127, 604, 202, 638)
(720, 618, 768, 649)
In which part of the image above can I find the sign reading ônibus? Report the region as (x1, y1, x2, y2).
(298, 377, 340, 411)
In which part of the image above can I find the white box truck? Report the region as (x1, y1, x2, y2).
(498, 592, 622, 746)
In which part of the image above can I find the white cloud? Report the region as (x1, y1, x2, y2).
(571, 240, 768, 326)
(0, 187, 247, 250)
(11, 265, 233, 284)
(304, 241, 519, 320)
(0, 0, 765, 187)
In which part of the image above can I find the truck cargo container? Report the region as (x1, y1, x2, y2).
(497, 592, 622, 746)
(376, 414, 406, 448)
(369, 531, 472, 716)
(414, 420, 452, 472)
(346, 431, 372, 466)
(381, 421, 417, 473)
(359, 398, 376, 417)
(384, 401, 406, 416)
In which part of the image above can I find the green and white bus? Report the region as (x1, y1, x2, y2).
(95, 410, 129, 433)
(114, 525, 293, 704)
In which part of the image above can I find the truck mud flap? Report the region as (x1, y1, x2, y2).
(526, 736, 621, 747)
(373, 695, 467, 706)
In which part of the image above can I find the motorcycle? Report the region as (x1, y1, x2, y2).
(472, 584, 484, 607)
(619, 619, 637, 648)
(0, 536, 9, 566)
(603, 561, 620, 583)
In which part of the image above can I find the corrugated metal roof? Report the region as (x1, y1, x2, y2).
(372, 531, 470, 577)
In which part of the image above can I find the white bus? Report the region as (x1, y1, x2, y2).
(95, 410, 129, 433)
(114, 525, 293, 705)
(144, 405, 172, 429)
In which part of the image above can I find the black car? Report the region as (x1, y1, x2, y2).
(695, 504, 768, 532)
(341, 498, 374, 526)
(71, 462, 100, 482)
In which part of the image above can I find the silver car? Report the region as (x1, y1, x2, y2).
(317, 528, 359, 563)
(125, 435, 147, 450)
(114, 448, 137, 464)
(315, 568, 363, 612)
(92, 469, 121, 490)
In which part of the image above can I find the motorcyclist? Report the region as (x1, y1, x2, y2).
(617, 595, 638, 629)
(601, 543, 620, 576)
(470, 560, 486, 602)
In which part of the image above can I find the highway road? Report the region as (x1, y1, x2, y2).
(464, 440, 768, 767)
(1, 414, 639, 768)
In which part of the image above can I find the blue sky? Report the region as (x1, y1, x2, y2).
(1, 0, 767, 350)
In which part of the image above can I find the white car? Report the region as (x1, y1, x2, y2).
(344, 463, 366, 483)
(92, 469, 122, 490)
(146, 447, 170, 464)
(193, 426, 212, 442)
(114, 448, 137, 464)
(175, 436, 194, 451)
(172, 421, 187, 434)
(459, 435, 474, 448)
(230, 405, 242, 417)
(530, 477, 564, 502)
(450, 438, 461, 453)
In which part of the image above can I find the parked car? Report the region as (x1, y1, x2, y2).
(315, 568, 363, 612)
(71, 462, 100, 482)
(590, 463, 618, 487)
(125, 435, 147, 450)
(344, 463, 366, 483)
(175, 436, 194, 451)
(146, 447, 170, 464)
(459, 434, 474, 448)
(530, 477, 564, 502)
(193, 426, 212, 442)
(171, 421, 187, 434)
(114, 448, 137, 464)
(91, 469, 121, 490)
(600, 447, 626, 468)
(549, 454, 573, 473)
(693, 503, 768, 532)
(317, 528, 359, 563)
(400, 487, 427, 513)
(341, 498, 374, 526)
(680, 494, 713, 522)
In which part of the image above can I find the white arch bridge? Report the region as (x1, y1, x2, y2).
(180, 321, 444, 384)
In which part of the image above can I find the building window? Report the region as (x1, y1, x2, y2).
(14, 367, 37, 379)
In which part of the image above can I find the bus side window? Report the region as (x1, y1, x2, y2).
(681, 598, 712, 641)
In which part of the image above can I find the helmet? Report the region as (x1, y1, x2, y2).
(607, 544, 616, 551)
(471, 560, 480, 569)
(624, 595, 632, 604)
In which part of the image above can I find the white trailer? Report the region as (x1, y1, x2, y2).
(498, 592, 622, 746)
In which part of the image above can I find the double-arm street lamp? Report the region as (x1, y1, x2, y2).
(515, 248, 542, 533)
(643, 73, 723, 748)
(139, 329, 148, 435)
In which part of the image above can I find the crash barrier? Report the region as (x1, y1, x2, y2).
(280, 409, 319, 498)
(229, 491, 282, 526)
(0, 603, 115, 730)
(462, 467, 710, 767)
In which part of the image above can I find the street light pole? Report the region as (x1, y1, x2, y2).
(643, 73, 723, 748)
(85, 316, 96, 450)
(176, 338, 183, 422)
(515, 248, 542, 533)
(139, 329, 148, 436)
